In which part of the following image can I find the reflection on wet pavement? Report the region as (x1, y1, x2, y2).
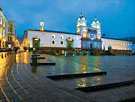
(16, 51, 30, 64)
(77, 78, 88, 87)
(0, 52, 15, 82)
(0, 52, 15, 101)
(29, 53, 135, 88)
(0, 51, 135, 102)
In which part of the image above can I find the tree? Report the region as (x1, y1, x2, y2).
(66, 37, 74, 48)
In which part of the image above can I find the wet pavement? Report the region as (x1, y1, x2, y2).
(0, 51, 135, 102)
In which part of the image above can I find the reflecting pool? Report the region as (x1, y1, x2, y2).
(1, 51, 135, 102)
(1, 51, 135, 89)
(27, 52, 135, 88)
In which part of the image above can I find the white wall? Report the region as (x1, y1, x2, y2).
(0, 10, 8, 38)
(27, 30, 132, 51)
(27, 30, 81, 48)
(102, 38, 132, 51)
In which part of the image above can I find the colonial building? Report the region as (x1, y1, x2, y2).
(0, 8, 19, 49)
(76, 15, 132, 53)
(26, 30, 81, 49)
(26, 14, 133, 55)
(0, 8, 8, 48)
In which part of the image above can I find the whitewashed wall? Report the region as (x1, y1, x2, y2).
(102, 38, 132, 51)
(0, 10, 8, 38)
(27, 30, 81, 48)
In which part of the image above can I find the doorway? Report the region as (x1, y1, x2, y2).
(32, 37, 40, 49)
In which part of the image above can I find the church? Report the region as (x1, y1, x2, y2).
(25, 14, 132, 55)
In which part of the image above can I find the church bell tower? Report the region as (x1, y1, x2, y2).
(91, 18, 101, 39)
(76, 13, 88, 38)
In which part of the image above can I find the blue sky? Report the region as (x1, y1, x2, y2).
(0, 0, 135, 39)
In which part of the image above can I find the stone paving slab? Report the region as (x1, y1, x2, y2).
(9, 63, 91, 102)
(2, 65, 134, 102)
(119, 97, 135, 102)
(83, 84, 135, 102)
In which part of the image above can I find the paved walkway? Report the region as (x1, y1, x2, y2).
(0, 52, 135, 102)
(0, 64, 91, 102)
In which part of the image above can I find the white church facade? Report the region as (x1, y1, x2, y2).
(27, 30, 81, 49)
(25, 14, 132, 54)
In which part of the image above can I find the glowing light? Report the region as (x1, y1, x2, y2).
(15, 53, 20, 63)
(3, 38, 6, 42)
(40, 21, 45, 31)
(16, 52, 30, 64)
(34, 38, 39, 41)
(76, 14, 87, 34)
(0, 52, 14, 81)
(82, 32, 88, 38)
(23, 52, 30, 64)
(80, 64, 87, 73)
(77, 78, 87, 87)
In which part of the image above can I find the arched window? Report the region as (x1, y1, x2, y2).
(60, 35, 64, 39)
(52, 40, 55, 44)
